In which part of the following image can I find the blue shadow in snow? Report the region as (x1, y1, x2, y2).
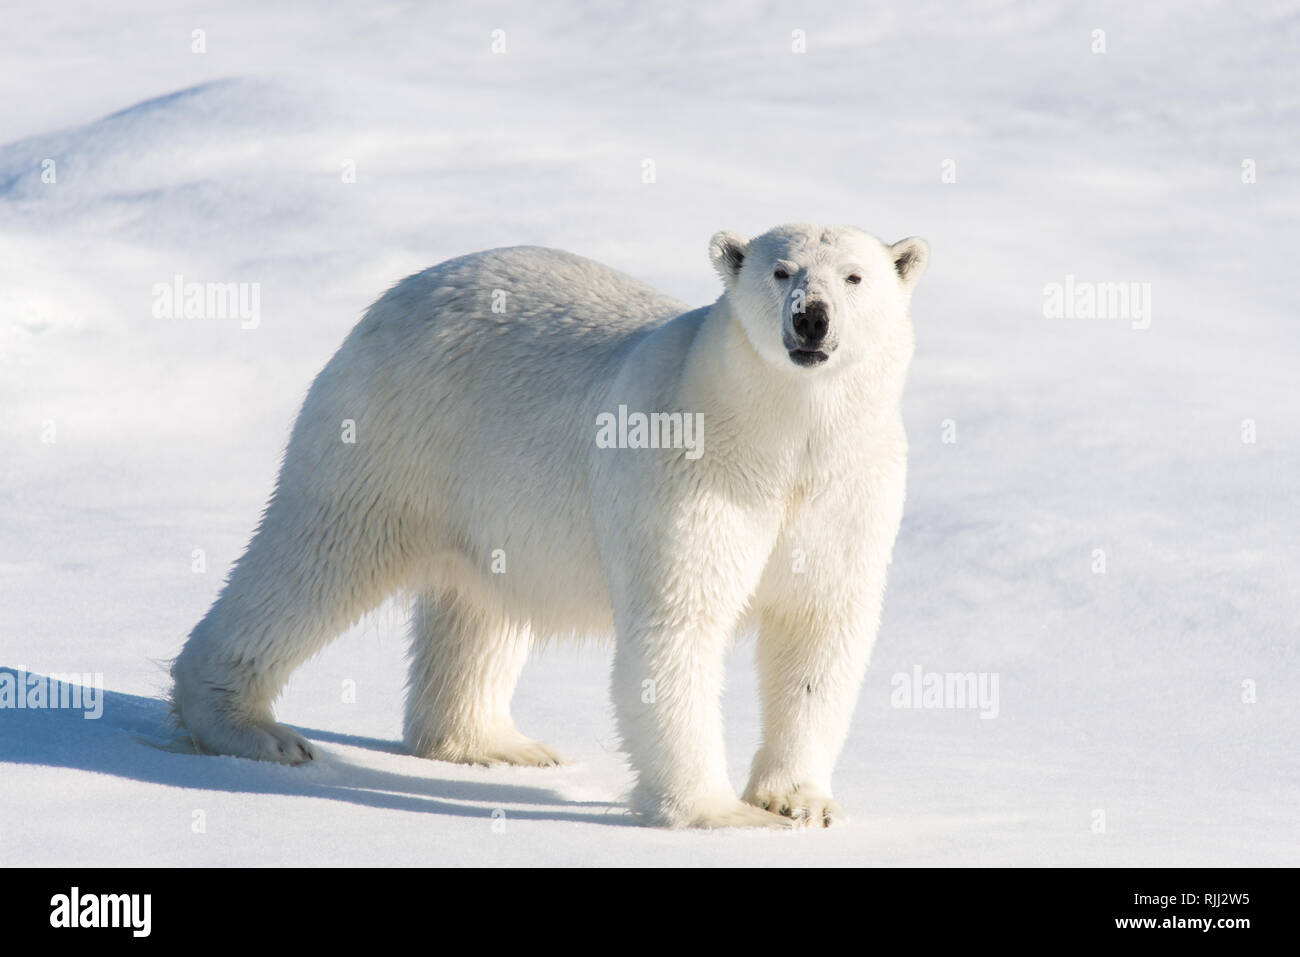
(0, 667, 632, 827)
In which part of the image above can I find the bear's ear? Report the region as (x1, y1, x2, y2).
(709, 231, 749, 289)
(889, 237, 929, 290)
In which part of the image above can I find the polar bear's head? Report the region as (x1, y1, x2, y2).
(709, 224, 928, 374)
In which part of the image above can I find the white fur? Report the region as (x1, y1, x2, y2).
(171, 223, 928, 828)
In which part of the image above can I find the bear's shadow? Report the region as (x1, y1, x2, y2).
(0, 669, 631, 827)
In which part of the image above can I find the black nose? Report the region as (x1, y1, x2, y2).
(793, 300, 829, 344)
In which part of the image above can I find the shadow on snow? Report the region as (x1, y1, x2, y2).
(0, 668, 631, 827)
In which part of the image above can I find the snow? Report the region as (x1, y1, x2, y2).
(2, 0, 1297, 866)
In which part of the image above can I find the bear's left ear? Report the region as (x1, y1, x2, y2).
(889, 237, 929, 290)
(709, 231, 749, 289)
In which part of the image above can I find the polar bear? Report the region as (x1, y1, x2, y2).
(171, 223, 928, 828)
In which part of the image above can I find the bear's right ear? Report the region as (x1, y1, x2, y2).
(709, 231, 749, 289)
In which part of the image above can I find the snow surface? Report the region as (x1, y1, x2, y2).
(1, 0, 1297, 866)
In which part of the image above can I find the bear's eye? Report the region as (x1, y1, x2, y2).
(773, 268, 789, 280)
(846, 274, 861, 285)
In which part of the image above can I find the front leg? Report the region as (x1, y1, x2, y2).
(612, 611, 789, 829)
(744, 604, 880, 828)
(746, 451, 906, 826)
(599, 483, 789, 829)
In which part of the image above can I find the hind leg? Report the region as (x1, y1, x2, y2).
(403, 591, 563, 767)
(173, 488, 410, 764)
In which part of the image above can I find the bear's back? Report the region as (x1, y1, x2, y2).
(369, 245, 688, 348)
